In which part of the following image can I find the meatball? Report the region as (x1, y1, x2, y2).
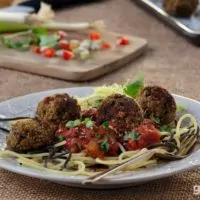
(6, 119, 56, 152)
(137, 86, 176, 125)
(97, 94, 143, 136)
(163, 0, 198, 17)
(36, 93, 80, 126)
(81, 108, 97, 121)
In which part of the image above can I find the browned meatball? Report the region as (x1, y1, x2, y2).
(36, 93, 80, 126)
(163, 0, 198, 17)
(6, 119, 56, 153)
(137, 86, 176, 125)
(97, 94, 143, 136)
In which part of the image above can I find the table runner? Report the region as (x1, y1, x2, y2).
(0, 0, 200, 199)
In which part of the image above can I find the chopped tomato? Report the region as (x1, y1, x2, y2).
(86, 139, 104, 159)
(108, 142, 119, 156)
(118, 36, 129, 46)
(137, 119, 161, 149)
(59, 40, 69, 50)
(62, 50, 75, 60)
(34, 46, 41, 54)
(101, 42, 111, 49)
(127, 140, 138, 150)
(43, 48, 55, 58)
(89, 31, 101, 40)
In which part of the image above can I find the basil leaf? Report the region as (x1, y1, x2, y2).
(124, 72, 144, 98)
(102, 121, 109, 130)
(66, 121, 74, 128)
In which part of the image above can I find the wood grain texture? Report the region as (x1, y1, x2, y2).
(0, 31, 147, 81)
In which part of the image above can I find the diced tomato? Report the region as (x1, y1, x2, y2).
(108, 142, 119, 156)
(89, 31, 101, 41)
(34, 46, 41, 54)
(57, 31, 67, 40)
(101, 42, 111, 49)
(43, 48, 55, 58)
(86, 139, 104, 159)
(59, 40, 69, 50)
(118, 36, 129, 46)
(99, 127, 106, 135)
(127, 140, 138, 150)
(137, 119, 161, 148)
(62, 50, 75, 60)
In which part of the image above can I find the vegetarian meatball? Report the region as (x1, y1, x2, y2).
(6, 119, 56, 152)
(36, 93, 80, 126)
(163, 0, 198, 17)
(137, 86, 176, 125)
(97, 94, 143, 136)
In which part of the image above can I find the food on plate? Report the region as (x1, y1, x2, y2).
(6, 119, 56, 152)
(0, 74, 199, 177)
(96, 94, 143, 136)
(137, 86, 176, 125)
(163, 0, 199, 17)
(36, 93, 80, 126)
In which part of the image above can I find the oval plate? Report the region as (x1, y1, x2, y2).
(0, 87, 200, 189)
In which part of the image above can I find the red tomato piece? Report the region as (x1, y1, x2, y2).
(34, 46, 41, 54)
(62, 50, 75, 60)
(101, 42, 111, 49)
(59, 40, 69, 50)
(89, 31, 101, 41)
(127, 140, 138, 150)
(118, 36, 129, 46)
(43, 48, 55, 58)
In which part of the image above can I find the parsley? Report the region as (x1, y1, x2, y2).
(124, 72, 144, 98)
(66, 120, 75, 128)
(102, 121, 109, 130)
(100, 136, 110, 153)
(73, 119, 81, 127)
(84, 118, 94, 128)
(92, 99, 102, 108)
(123, 131, 141, 141)
(160, 125, 172, 132)
(1, 36, 32, 51)
(38, 34, 60, 48)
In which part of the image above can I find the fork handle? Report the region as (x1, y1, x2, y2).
(82, 150, 156, 184)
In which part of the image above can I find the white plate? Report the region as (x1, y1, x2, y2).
(0, 87, 200, 189)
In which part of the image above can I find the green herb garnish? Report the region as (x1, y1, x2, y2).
(100, 136, 110, 152)
(73, 119, 81, 127)
(124, 131, 141, 141)
(39, 34, 60, 48)
(102, 121, 109, 130)
(66, 120, 75, 128)
(151, 115, 161, 124)
(124, 72, 144, 98)
(160, 125, 172, 132)
(177, 104, 187, 114)
(92, 99, 102, 108)
(56, 135, 65, 141)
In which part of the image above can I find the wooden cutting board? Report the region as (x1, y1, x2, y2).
(0, 31, 147, 81)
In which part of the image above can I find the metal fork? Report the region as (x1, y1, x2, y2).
(82, 132, 199, 185)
